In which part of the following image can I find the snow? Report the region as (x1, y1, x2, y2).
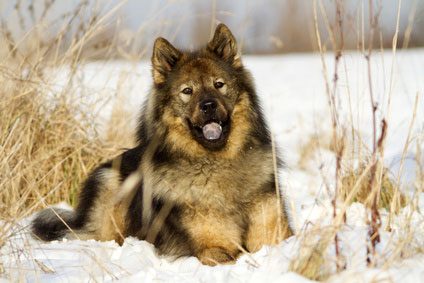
(1, 49, 424, 282)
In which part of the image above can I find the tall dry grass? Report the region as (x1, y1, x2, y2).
(0, 2, 137, 249)
(289, 0, 423, 280)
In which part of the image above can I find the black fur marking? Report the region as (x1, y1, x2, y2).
(235, 68, 272, 147)
(151, 201, 194, 257)
(119, 145, 144, 179)
(74, 161, 112, 226)
(125, 187, 193, 257)
(262, 176, 278, 195)
(125, 183, 143, 235)
(136, 110, 148, 144)
(151, 145, 173, 170)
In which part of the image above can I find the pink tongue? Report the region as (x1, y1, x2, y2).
(202, 122, 222, 140)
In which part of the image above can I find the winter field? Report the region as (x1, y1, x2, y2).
(0, 48, 423, 282)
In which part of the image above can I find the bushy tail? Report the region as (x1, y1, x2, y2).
(31, 208, 79, 241)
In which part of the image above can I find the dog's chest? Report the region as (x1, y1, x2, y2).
(151, 154, 272, 209)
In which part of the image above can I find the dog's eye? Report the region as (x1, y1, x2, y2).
(214, 82, 224, 89)
(182, 88, 193, 95)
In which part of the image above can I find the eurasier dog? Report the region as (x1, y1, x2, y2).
(32, 24, 293, 266)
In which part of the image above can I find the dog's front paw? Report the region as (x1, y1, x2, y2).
(198, 247, 238, 266)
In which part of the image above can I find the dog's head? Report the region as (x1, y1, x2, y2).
(150, 24, 256, 153)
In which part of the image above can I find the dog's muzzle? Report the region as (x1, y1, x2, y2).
(198, 99, 223, 140)
(187, 98, 230, 150)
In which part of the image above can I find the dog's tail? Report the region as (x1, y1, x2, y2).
(31, 208, 80, 241)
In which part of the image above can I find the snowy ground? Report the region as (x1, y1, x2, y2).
(1, 49, 424, 282)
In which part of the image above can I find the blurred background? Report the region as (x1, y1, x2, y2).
(0, 0, 423, 59)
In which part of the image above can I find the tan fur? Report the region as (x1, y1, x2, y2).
(86, 168, 127, 243)
(222, 92, 253, 158)
(149, 145, 274, 206)
(245, 193, 293, 253)
(182, 209, 242, 266)
(162, 109, 207, 157)
(153, 70, 165, 84)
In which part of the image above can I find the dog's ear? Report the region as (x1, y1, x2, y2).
(152, 37, 182, 84)
(207, 24, 241, 67)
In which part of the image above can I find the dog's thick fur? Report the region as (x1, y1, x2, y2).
(31, 24, 293, 266)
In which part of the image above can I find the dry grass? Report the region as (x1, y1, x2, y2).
(289, 223, 334, 281)
(0, 2, 135, 225)
(289, 0, 422, 280)
(0, 70, 118, 218)
(341, 161, 406, 210)
(297, 131, 405, 211)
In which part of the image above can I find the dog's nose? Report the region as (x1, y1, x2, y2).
(199, 99, 217, 114)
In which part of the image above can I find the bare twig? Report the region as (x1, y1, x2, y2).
(363, 0, 384, 266)
(367, 120, 387, 265)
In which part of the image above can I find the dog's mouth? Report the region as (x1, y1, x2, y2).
(187, 118, 230, 150)
(199, 120, 223, 140)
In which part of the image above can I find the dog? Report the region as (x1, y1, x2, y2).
(31, 24, 293, 266)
